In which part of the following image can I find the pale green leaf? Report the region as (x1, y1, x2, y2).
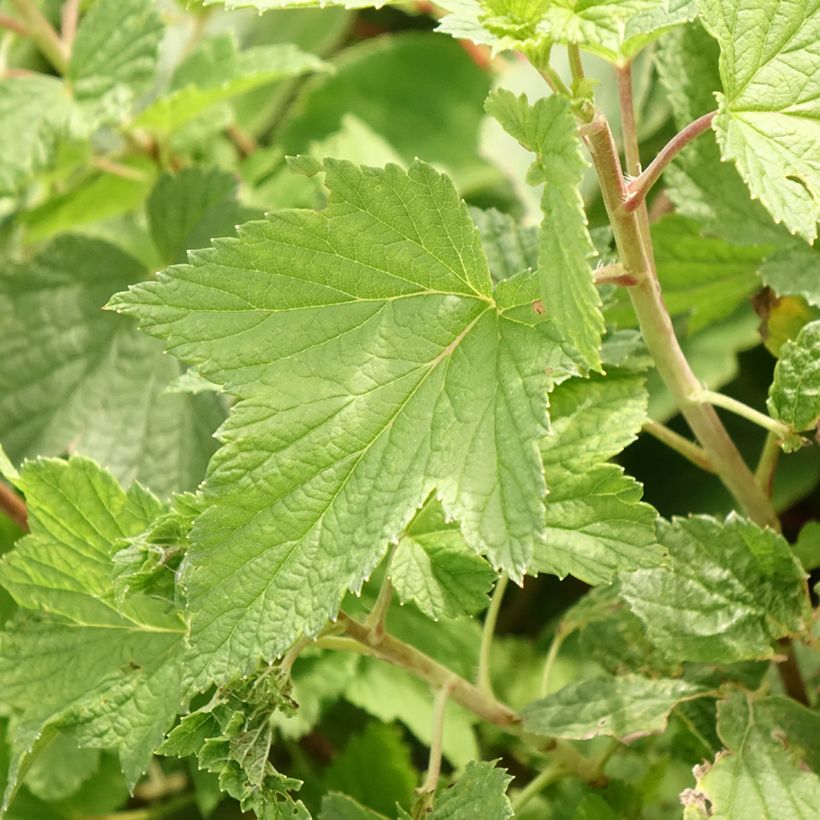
(470, 208, 537, 283)
(390, 498, 496, 620)
(522, 675, 709, 740)
(685, 694, 820, 820)
(793, 521, 820, 572)
(204, 0, 389, 8)
(23, 733, 99, 803)
(0, 236, 223, 498)
(760, 242, 820, 307)
(68, 0, 163, 109)
(437, 0, 696, 62)
(0, 458, 185, 798)
(531, 370, 661, 584)
(344, 658, 480, 768)
(605, 215, 770, 334)
(768, 319, 820, 432)
(134, 36, 327, 134)
(147, 168, 257, 265)
(431, 761, 513, 819)
(700, 0, 820, 242)
(111, 159, 579, 687)
(0, 76, 75, 197)
(486, 90, 603, 372)
(621, 515, 810, 663)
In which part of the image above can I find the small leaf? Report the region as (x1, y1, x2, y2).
(522, 675, 710, 741)
(431, 760, 513, 820)
(688, 694, 820, 819)
(486, 90, 603, 372)
(620, 515, 810, 663)
(700, 0, 820, 242)
(767, 319, 820, 433)
(760, 242, 820, 308)
(320, 793, 387, 820)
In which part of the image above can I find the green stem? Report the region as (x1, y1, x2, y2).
(581, 113, 779, 530)
(567, 43, 585, 83)
(0, 481, 27, 531)
(417, 679, 456, 798)
(642, 419, 715, 474)
(539, 626, 567, 697)
(365, 554, 395, 645)
(511, 764, 563, 813)
(9, 0, 68, 73)
(339, 613, 520, 729)
(755, 431, 782, 496)
(477, 573, 508, 698)
(697, 390, 791, 438)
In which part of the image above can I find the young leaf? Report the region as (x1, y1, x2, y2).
(430, 761, 513, 820)
(68, 0, 163, 113)
(111, 159, 579, 687)
(0, 457, 185, 799)
(699, 0, 820, 242)
(0, 236, 223, 497)
(684, 694, 820, 819)
(620, 515, 810, 663)
(767, 319, 820, 434)
(522, 675, 710, 741)
(531, 370, 662, 584)
(390, 498, 496, 620)
(486, 90, 603, 372)
(437, 0, 696, 62)
(133, 36, 327, 135)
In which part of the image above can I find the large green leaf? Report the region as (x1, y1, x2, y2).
(699, 0, 820, 242)
(767, 319, 820, 434)
(0, 236, 223, 498)
(522, 675, 709, 740)
(68, 0, 163, 112)
(620, 515, 810, 662)
(0, 458, 185, 801)
(430, 761, 513, 819)
(531, 370, 662, 584)
(683, 694, 820, 819)
(111, 159, 579, 688)
(486, 90, 603, 372)
(437, 0, 696, 62)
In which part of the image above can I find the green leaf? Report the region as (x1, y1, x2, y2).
(683, 694, 820, 819)
(0, 457, 185, 799)
(159, 665, 308, 818)
(699, 0, 820, 242)
(133, 35, 327, 135)
(68, 0, 163, 112)
(323, 723, 416, 816)
(522, 675, 709, 741)
(437, 0, 696, 62)
(531, 370, 662, 584)
(431, 761, 513, 819)
(111, 159, 579, 687)
(793, 521, 820, 572)
(470, 208, 537, 283)
(767, 319, 820, 433)
(147, 168, 257, 265)
(320, 793, 386, 820)
(605, 215, 770, 334)
(0, 76, 75, 197)
(204, 0, 387, 8)
(344, 658, 479, 768)
(760, 242, 820, 307)
(620, 515, 810, 663)
(23, 734, 99, 803)
(486, 90, 603, 372)
(0, 236, 223, 497)
(390, 498, 496, 621)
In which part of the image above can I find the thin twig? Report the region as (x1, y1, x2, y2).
(616, 64, 640, 177)
(754, 431, 781, 496)
(417, 678, 457, 798)
(9, 0, 68, 73)
(567, 43, 585, 83)
(642, 419, 715, 474)
(61, 0, 80, 50)
(0, 482, 27, 531)
(539, 626, 567, 697)
(623, 111, 717, 213)
(365, 549, 395, 645)
(776, 638, 810, 705)
(695, 390, 791, 439)
(0, 14, 28, 37)
(91, 157, 150, 181)
(510, 763, 563, 812)
(477, 573, 508, 698)
(593, 263, 636, 287)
